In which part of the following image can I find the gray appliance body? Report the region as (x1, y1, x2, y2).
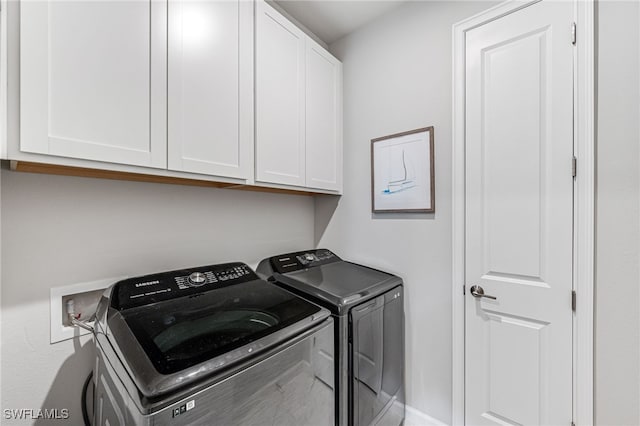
(257, 250, 405, 426)
(93, 262, 335, 425)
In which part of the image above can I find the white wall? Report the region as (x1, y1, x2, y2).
(0, 170, 315, 424)
(595, 1, 640, 424)
(0, 168, 2, 413)
(315, 2, 496, 423)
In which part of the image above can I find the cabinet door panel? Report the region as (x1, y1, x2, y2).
(255, 0, 306, 187)
(20, 0, 166, 168)
(306, 41, 342, 191)
(168, 0, 252, 179)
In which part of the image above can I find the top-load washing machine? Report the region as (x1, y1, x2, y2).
(93, 261, 335, 425)
(257, 249, 405, 426)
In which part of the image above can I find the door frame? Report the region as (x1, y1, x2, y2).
(451, 0, 595, 424)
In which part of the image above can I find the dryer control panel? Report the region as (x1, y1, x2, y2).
(268, 249, 340, 274)
(111, 262, 258, 310)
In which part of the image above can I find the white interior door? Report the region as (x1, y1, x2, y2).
(464, 1, 574, 425)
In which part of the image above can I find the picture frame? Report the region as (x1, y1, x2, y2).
(371, 127, 435, 213)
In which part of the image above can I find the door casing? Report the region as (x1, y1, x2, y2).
(451, 0, 595, 424)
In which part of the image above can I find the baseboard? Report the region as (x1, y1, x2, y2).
(404, 405, 448, 426)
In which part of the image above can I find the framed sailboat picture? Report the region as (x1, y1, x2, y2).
(371, 127, 435, 213)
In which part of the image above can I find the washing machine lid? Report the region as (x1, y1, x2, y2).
(118, 280, 320, 375)
(102, 262, 328, 397)
(264, 250, 403, 315)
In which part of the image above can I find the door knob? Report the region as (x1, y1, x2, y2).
(470, 285, 497, 300)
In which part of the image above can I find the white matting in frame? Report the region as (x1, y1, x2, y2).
(371, 127, 435, 213)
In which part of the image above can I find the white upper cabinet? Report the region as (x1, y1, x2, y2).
(255, 0, 306, 187)
(305, 40, 343, 192)
(255, 0, 342, 191)
(20, 1, 167, 168)
(16, 0, 340, 193)
(168, 0, 253, 179)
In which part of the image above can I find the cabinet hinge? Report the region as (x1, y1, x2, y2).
(572, 290, 577, 312)
(572, 156, 577, 178)
(571, 22, 577, 45)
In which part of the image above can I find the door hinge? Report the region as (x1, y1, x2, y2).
(572, 156, 577, 178)
(463, 285, 466, 295)
(571, 22, 577, 45)
(572, 290, 577, 312)
(571, 422, 576, 426)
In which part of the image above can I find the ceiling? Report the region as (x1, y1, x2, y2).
(274, 1, 407, 45)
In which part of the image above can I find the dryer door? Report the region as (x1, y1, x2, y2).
(350, 287, 404, 426)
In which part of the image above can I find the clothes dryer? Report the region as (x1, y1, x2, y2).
(258, 249, 405, 426)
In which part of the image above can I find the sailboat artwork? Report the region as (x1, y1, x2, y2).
(371, 126, 435, 213)
(383, 149, 416, 194)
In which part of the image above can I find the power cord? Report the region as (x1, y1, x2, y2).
(81, 371, 94, 426)
(66, 299, 96, 425)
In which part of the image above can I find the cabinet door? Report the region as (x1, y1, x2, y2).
(306, 40, 342, 192)
(20, 1, 167, 168)
(168, 0, 252, 179)
(255, 0, 306, 187)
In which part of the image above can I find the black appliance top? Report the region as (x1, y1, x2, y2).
(257, 250, 403, 315)
(100, 262, 328, 397)
(111, 262, 258, 311)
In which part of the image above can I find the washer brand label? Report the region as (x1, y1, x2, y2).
(135, 280, 159, 288)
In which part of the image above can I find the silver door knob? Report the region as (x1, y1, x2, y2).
(470, 285, 497, 300)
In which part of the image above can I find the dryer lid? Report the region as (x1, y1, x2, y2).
(273, 260, 403, 314)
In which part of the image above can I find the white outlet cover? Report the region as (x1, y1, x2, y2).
(50, 276, 126, 344)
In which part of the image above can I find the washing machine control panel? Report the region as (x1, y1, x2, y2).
(174, 264, 254, 290)
(270, 249, 340, 274)
(112, 262, 258, 310)
(188, 272, 206, 286)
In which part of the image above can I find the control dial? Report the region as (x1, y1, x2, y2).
(188, 272, 206, 287)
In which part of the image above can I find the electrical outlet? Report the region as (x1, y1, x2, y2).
(50, 276, 126, 344)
